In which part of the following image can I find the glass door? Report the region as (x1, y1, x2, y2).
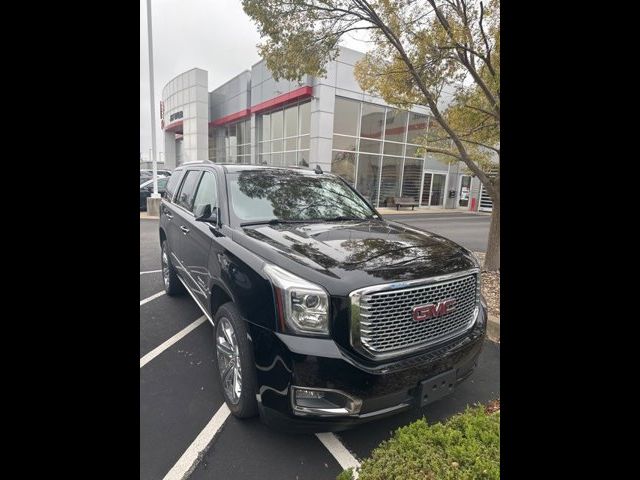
(421, 172, 447, 207)
(421, 173, 432, 205)
(458, 175, 471, 207)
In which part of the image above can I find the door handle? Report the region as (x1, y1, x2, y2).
(162, 206, 173, 219)
(180, 226, 190, 234)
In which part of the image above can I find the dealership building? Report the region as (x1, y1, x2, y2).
(160, 47, 492, 211)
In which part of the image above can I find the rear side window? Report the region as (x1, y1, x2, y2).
(164, 170, 184, 201)
(175, 170, 202, 211)
(191, 171, 218, 214)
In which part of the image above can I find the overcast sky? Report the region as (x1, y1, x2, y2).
(140, 0, 371, 161)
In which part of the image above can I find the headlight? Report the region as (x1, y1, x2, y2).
(263, 264, 329, 336)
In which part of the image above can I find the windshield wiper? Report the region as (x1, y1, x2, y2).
(322, 215, 374, 222)
(240, 219, 321, 227)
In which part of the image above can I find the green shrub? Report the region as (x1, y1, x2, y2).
(336, 468, 355, 480)
(339, 405, 500, 480)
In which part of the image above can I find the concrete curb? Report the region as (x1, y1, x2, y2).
(487, 314, 500, 342)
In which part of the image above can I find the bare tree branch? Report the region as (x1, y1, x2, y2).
(353, 0, 493, 187)
(478, 1, 496, 77)
(427, 0, 499, 119)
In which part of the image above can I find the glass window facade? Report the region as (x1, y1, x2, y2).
(257, 100, 311, 167)
(204, 93, 449, 209)
(331, 96, 447, 207)
(331, 151, 356, 186)
(209, 118, 251, 164)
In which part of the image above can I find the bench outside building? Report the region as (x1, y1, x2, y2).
(391, 196, 419, 210)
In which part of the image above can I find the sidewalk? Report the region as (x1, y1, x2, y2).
(376, 206, 489, 216)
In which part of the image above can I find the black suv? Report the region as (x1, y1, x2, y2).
(159, 161, 487, 432)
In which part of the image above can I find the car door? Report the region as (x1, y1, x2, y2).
(161, 169, 184, 255)
(181, 169, 219, 306)
(166, 169, 203, 284)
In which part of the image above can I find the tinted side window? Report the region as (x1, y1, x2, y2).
(164, 170, 184, 201)
(191, 171, 218, 214)
(176, 170, 202, 211)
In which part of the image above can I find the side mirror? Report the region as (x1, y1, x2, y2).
(195, 203, 212, 221)
(195, 204, 219, 225)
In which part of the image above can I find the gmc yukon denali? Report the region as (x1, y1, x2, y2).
(159, 161, 487, 432)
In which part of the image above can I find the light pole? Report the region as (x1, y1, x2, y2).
(146, 0, 160, 199)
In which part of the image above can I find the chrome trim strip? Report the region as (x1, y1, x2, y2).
(350, 268, 479, 297)
(349, 268, 480, 361)
(358, 402, 411, 419)
(290, 386, 362, 417)
(171, 252, 207, 297)
(176, 275, 214, 326)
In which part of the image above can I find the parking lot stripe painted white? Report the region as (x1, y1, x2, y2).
(140, 290, 166, 306)
(163, 403, 231, 480)
(140, 316, 207, 368)
(316, 432, 361, 477)
(140, 269, 162, 275)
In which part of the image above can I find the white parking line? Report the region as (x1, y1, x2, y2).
(163, 403, 231, 480)
(316, 432, 361, 478)
(140, 316, 207, 368)
(140, 269, 162, 275)
(140, 291, 166, 306)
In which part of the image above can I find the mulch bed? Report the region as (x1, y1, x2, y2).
(485, 398, 500, 414)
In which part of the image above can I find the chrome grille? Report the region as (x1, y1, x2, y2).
(351, 273, 479, 358)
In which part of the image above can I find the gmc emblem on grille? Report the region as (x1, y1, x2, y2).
(412, 299, 456, 321)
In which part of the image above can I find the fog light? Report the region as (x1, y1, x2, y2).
(292, 386, 362, 417)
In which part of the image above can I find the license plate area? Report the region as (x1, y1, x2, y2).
(418, 369, 456, 407)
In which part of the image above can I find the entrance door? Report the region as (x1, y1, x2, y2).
(421, 172, 447, 207)
(430, 174, 446, 206)
(458, 175, 471, 207)
(421, 173, 432, 206)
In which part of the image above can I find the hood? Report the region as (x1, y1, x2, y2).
(233, 219, 478, 294)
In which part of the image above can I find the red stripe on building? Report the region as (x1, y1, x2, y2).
(250, 86, 313, 114)
(209, 109, 251, 127)
(207, 86, 313, 128)
(163, 120, 183, 133)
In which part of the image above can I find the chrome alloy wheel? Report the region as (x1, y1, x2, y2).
(161, 247, 170, 288)
(216, 317, 242, 404)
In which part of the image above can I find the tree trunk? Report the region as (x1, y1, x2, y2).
(483, 198, 500, 271)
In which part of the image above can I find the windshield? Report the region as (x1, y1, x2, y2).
(140, 177, 169, 189)
(227, 170, 376, 224)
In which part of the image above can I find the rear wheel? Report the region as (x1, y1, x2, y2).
(215, 302, 258, 418)
(161, 241, 184, 296)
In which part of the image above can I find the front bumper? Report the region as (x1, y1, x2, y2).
(250, 303, 487, 432)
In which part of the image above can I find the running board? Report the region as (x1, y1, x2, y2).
(177, 275, 215, 326)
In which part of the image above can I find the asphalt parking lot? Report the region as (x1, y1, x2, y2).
(140, 215, 500, 479)
(388, 211, 491, 252)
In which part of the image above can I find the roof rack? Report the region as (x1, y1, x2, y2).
(181, 160, 212, 165)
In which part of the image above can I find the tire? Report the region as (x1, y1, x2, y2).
(214, 302, 258, 418)
(161, 240, 184, 296)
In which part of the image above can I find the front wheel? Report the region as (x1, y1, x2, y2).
(215, 302, 258, 418)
